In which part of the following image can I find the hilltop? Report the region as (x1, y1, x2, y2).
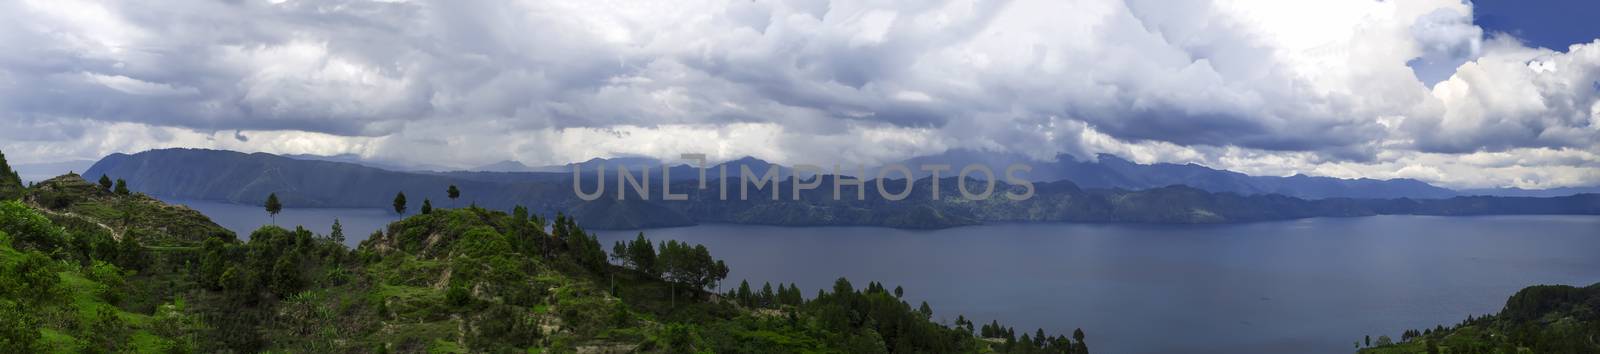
(24, 173, 234, 246)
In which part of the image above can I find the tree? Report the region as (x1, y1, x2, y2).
(113, 179, 130, 195)
(1376, 335, 1393, 346)
(713, 260, 728, 292)
(265, 193, 283, 225)
(330, 218, 345, 244)
(421, 199, 433, 214)
(736, 281, 752, 307)
(628, 233, 658, 276)
(87, 305, 128, 350)
(760, 282, 775, 307)
(0, 150, 21, 201)
(199, 238, 227, 290)
(447, 284, 471, 307)
(392, 192, 407, 215)
(447, 185, 460, 207)
(894, 285, 904, 299)
(98, 175, 113, 192)
(271, 255, 300, 296)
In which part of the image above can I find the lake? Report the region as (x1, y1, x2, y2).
(170, 199, 1600, 354)
(592, 216, 1600, 354)
(163, 199, 399, 248)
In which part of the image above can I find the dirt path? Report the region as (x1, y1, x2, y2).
(27, 203, 122, 241)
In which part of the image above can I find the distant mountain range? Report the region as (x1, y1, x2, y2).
(279, 149, 1595, 199)
(281, 153, 452, 172)
(1457, 186, 1600, 197)
(82, 148, 1600, 229)
(893, 149, 1461, 199)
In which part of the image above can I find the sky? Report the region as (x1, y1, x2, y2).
(0, 0, 1597, 189)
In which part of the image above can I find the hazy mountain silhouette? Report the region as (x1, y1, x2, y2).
(83, 148, 1599, 229)
(894, 149, 1460, 199)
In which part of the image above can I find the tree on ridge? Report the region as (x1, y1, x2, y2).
(393, 192, 408, 215)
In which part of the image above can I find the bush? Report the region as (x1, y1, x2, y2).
(0, 200, 68, 251)
(447, 284, 472, 308)
(0, 302, 43, 352)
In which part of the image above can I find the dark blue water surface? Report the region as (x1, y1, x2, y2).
(594, 216, 1599, 354)
(173, 199, 1600, 354)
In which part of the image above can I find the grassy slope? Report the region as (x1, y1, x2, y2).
(2, 172, 1084, 353)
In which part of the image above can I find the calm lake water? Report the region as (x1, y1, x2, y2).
(170, 199, 1600, 354)
(163, 199, 398, 248)
(593, 216, 1600, 354)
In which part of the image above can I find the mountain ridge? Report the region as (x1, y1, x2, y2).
(84, 148, 1600, 230)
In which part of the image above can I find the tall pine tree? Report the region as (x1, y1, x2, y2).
(392, 192, 408, 215)
(264, 193, 283, 225)
(0, 150, 23, 200)
(330, 218, 345, 244)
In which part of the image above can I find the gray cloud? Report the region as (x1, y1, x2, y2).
(0, 0, 1597, 188)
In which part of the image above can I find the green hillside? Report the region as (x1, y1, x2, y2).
(0, 176, 1086, 352)
(1359, 283, 1600, 353)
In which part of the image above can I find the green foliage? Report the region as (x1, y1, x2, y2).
(0, 200, 69, 252)
(24, 175, 234, 246)
(330, 218, 345, 244)
(0, 302, 44, 352)
(1364, 283, 1600, 354)
(85, 305, 129, 350)
(0, 150, 21, 201)
(114, 179, 130, 195)
(612, 232, 658, 276)
(2, 179, 1087, 353)
(2, 250, 61, 306)
(421, 199, 432, 215)
(98, 175, 114, 192)
(446, 284, 471, 308)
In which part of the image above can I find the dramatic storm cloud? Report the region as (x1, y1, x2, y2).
(1, 0, 1596, 188)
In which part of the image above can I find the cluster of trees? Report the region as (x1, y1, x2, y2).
(605, 230, 1086, 353)
(548, 213, 609, 275)
(728, 280, 805, 309)
(974, 319, 1088, 354)
(96, 174, 131, 196)
(609, 232, 729, 306)
(194, 224, 350, 349)
(387, 184, 462, 216)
